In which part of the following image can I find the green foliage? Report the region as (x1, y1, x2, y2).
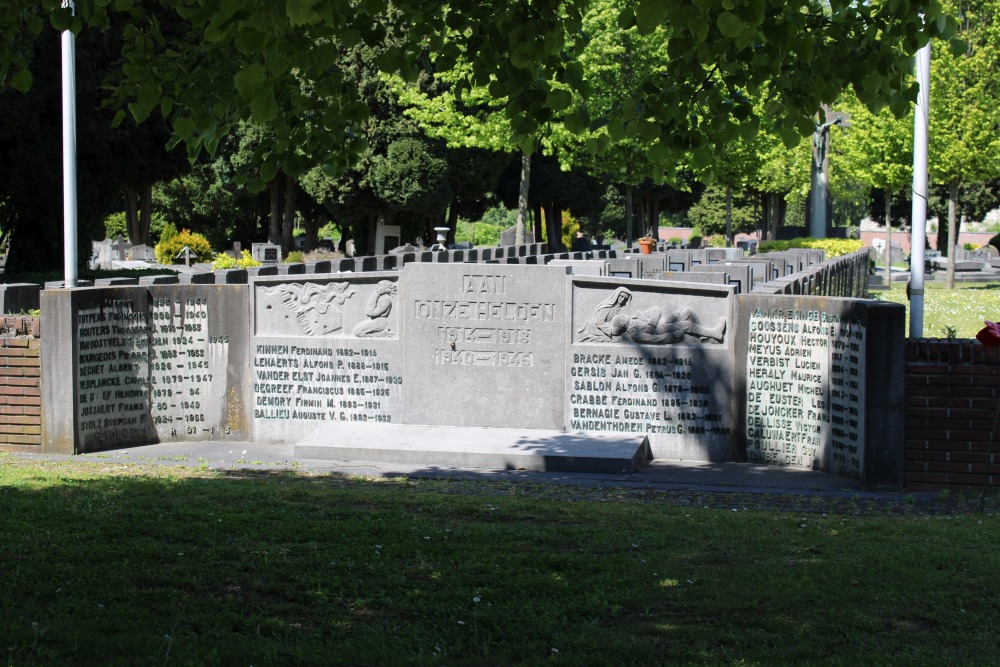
(561, 211, 581, 252)
(686, 185, 757, 236)
(284, 250, 305, 263)
(104, 210, 170, 242)
(103, 211, 128, 239)
(706, 235, 728, 248)
(159, 222, 178, 245)
(212, 250, 262, 270)
(688, 226, 703, 248)
(154, 228, 213, 265)
(758, 238, 865, 258)
(456, 220, 503, 247)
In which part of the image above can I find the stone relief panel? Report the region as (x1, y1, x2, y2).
(575, 285, 727, 345)
(254, 278, 399, 339)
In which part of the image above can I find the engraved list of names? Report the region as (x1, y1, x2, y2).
(745, 306, 865, 476)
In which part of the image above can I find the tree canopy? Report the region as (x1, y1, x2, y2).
(1, 0, 957, 186)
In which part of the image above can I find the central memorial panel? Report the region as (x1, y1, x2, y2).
(402, 263, 569, 429)
(251, 273, 403, 441)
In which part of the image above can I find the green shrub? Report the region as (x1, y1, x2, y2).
(159, 222, 178, 245)
(212, 249, 262, 270)
(103, 212, 128, 239)
(688, 226, 703, 248)
(284, 250, 305, 263)
(706, 235, 727, 247)
(155, 228, 213, 265)
(103, 212, 169, 243)
(757, 238, 865, 258)
(667, 236, 682, 244)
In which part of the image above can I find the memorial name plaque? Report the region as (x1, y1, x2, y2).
(744, 305, 865, 475)
(40, 286, 248, 453)
(76, 295, 154, 449)
(567, 278, 736, 460)
(143, 288, 242, 441)
(252, 274, 403, 441)
(402, 263, 568, 429)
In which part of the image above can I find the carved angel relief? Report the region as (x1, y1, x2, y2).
(260, 282, 355, 336)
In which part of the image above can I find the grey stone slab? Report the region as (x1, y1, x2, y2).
(41, 284, 251, 454)
(567, 276, 737, 461)
(139, 275, 180, 285)
(44, 280, 94, 289)
(247, 266, 280, 278)
(307, 260, 333, 273)
(657, 271, 729, 286)
(706, 248, 745, 262)
(251, 272, 403, 442)
(295, 423, 652, 473)
(735, 294, 905, 489)
(216, 269, 248, 284)
(278, 263, 307, 275)
(178, 272, 216, 284)
(700, 263, 753, 294)
(252, 242, 281, 264)
(94, 277, 139, 286)
(402, 263, 570, 430)
(606, 257, 642, 278)
(664, 251, 692, 272)
(0, 283, 40, 313)
(548, 259, 608, 276)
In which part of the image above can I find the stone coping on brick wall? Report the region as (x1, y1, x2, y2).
(907, 337, 998, 364)
(0, 316, 40, 338)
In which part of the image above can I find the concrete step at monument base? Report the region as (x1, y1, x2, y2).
(295, 423, 651, 474)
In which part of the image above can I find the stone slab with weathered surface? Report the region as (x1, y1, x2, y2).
(295, 422, 652, 473)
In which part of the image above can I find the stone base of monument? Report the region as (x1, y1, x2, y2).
(295, 423, 652, 474)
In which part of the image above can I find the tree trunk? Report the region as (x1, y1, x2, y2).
(547, 204, 562, 253)
(446, 204, 459, 246)
(725, 184, 733, 247)
(268, 179, 282, 246)
(625, 184, 634, 246)
(124, 185, 139, 243)
(139, 183, 152, 246)
(946, 179, 959, 289)
(515, 151, 531, 246)
(532, 204, 543, 244)
(884, 188, 892, 278)
(281, 174, 297, 256)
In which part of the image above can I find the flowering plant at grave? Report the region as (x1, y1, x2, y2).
(976, 321, 1000, 348)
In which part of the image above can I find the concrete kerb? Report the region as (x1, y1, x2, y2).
(4, 438, 914, 501)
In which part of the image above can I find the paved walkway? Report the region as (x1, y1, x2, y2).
(11, 439, 908, 499)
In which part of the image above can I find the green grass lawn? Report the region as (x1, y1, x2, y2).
(2, 457, 998, 666)
(876, 280, 1000, 339)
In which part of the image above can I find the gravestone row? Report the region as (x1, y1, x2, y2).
(40, 251, 904, 488)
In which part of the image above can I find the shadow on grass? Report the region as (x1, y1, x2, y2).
(4, 461, 1000, 665)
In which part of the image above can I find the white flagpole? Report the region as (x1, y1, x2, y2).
(61, 0, 78, 287)
(909, 40, 931, 337)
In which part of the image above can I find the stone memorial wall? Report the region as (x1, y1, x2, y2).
(37, 256, 907, 487)
(42, 286, 250, 454)
(251, 273, 403, 441)
(736, 294, 905, 486)
(567, 277, 736, 460)
(402, 263, 568, 430)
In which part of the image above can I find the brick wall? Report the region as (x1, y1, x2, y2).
(0, 316, 41, 453)
(905, 338, 1000, 491)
